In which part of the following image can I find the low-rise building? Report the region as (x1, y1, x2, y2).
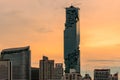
(62, 69, 82, 80)
(83, 74, 92, 80)
(94, 69, 110, 80)
(31, 67, 39, 80)
(54, 63, 63, 80)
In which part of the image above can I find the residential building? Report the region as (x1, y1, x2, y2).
(39, 56, 54, 80)
(94, 69, 110, 80)
(54, 63, 63, 80)
(62, 69, 82, 80)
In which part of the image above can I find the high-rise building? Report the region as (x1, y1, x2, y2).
(39, 56, 54, 80)
(31, 67, 39, 80)
(94, 69, 110, 80)
(54, 63, 63, 80)
(1, 46, 31, 80)
(0, 59, 12, 80)
(64, 5, 80, 73)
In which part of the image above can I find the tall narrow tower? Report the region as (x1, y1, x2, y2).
(64, 5, 80, 73)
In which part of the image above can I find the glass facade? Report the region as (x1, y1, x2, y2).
(64, 6, 80, 73)
(0, 60, 12, 80)
(1, 46, 31, 80)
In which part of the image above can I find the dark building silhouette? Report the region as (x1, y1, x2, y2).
(54, 63, 63, 80)
(39, 56, 54, 80)
(31, 67, 39, 80)
(94, 69, 110, 80)
(64, 5, 80, 73)
(0, 59, 12, 80)
(1, 46, 31, 80)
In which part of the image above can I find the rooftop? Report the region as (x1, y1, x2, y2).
(1, 46, 30, 54)
(94, 69, 110, 71)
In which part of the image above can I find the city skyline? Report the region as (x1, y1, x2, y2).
(0, 0, 120, 77)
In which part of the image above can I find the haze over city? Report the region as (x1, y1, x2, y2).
(0, 0, 120, 77)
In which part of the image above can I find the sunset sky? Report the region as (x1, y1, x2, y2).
(0, 0, 120, 77)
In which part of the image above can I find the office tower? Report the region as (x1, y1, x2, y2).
(39, 56, 54, 80)
(54, 63, 63, 80)
(83, 74, 92, 80)
(31, 67, 39, 80)
(94, 69, 110, 80)
(62, 69, 82, 80)
(1, 46, 31, 80)
(64, 5, 80, 73)
(0, 59, 12, 80)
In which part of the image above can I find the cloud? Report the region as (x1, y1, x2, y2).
(36, 27, 53, 33)
(114, 44, 120, 47)
(87, 59, 120, 63)
(1, 10, 22, 16)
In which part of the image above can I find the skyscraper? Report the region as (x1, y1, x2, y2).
(1, 46, 31, 80)
(64, 5, 80, 73)
(39, 56, 54, 80)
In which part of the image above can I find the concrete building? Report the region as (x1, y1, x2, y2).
(64, 5, 80, 73)
(94, 69, 110, 80)
(83, 74, 92, 80)
(62, 69, 82, 80)
(1, 46, 31, 80)
(54, 63, 63, 80)
(39, 56, 54, 80)
(0, 59, 12, 80)
(31, 67, 39, 80)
